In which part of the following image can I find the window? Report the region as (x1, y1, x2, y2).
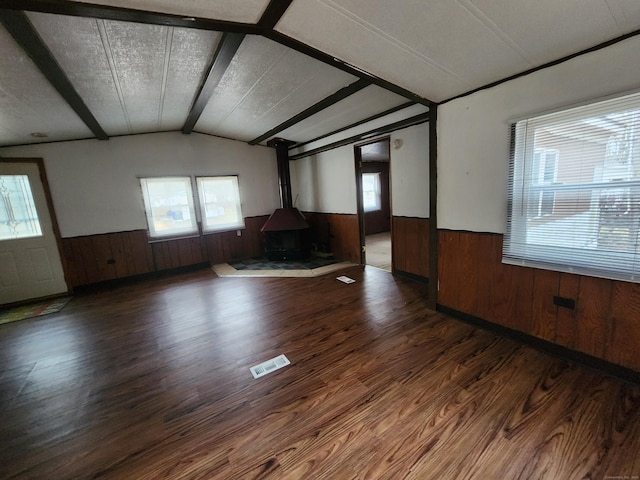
(504, 91, 640, 282)
(196, 176, 244, 233)
(362, 172, 382, 212)
(140, 177, 197, 239)
(0, 175, 42, 240)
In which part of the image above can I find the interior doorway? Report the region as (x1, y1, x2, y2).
(355, 138, 392, 271)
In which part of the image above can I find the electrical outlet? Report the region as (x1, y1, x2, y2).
(553, 295, 575, 309)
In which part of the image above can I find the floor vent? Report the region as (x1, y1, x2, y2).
(250, 354, 291, 379)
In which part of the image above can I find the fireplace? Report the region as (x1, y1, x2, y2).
(261, 139, 311, 261)
(261, 207, 311, 261)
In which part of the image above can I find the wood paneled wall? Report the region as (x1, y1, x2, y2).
(392, 216, 429, 279)
(61, 216, 269, 288)
(438, 229, 640, 372)
(303, 212, 360, 263)
(61, 230, 154, 287)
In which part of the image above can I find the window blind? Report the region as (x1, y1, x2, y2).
(504, 90, 640, 282)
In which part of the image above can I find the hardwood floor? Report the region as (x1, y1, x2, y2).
(1, 266, 639, 479)
(366, 231, 391, 271)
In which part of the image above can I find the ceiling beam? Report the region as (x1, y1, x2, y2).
(258, 0, 294, 30)
(182, 32, 246, 134)
(0, 9, 108, 140)
(5, 0, 436, 108)
(289, 111, 430, 161)
(249, 78, 372, 146)
(290, 101, 416, 150)
(3, 0, 260, 34)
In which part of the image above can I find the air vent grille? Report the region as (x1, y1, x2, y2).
(250, 354, 291, 379)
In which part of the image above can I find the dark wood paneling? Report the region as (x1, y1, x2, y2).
(437, 229, 640, 373)
(457, 232, 480, 316)
(437, 230, 459, 308)
(488, 233, 518, 329)
(152, 237, 203, 271)
(608, 281, 640, 372)
(391, 216, 429, 278)
(530, 269, 559, 342)
(555, 273, 580, 349)
(475, 234, 493, 321)
(575, 276, 611, 358)
(204, 215, 268, 265)
(304, 212, 360, 263)
(61, 230, 155, 287)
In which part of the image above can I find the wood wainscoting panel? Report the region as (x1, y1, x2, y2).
(488, 233, 529, 333)
(152, 236, 205, 271)
(608, 281, 640, 372)
(392, 216, 429, 278)
(203, 215, 268, 265)
(304, 212, 360, 264)
(438, 228, 640, 373)
(530, 269, 560, 342)
(61, 230, 155, 288)
(555, 273, 580, 349)
(438, 230, 460, 309)
(457, 231, 480, 315)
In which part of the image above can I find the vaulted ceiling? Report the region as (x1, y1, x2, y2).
(1, 0, 639, 148)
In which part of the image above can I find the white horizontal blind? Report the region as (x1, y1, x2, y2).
(504, 91, 640, 282)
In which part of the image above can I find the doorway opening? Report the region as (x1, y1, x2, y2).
(355, 138, 391, 271)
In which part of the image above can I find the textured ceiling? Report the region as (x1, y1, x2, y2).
(276, 0, 640, 102)
(1, 0, 639, 148)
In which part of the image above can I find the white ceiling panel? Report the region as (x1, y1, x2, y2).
(277, 0, 640, 103)
(195, 35, 358, 142)
(0, 25, 93, 146)
(465, 0, 636, 64)
(100, 20, 170, 133)
(154, 28, 222, 131)
(64, 0, 272, 23)
(276, 0, 474, 102)
(605, 0, 640, 31)
(276, 85, 410, 143)
(28, 13, 220, 134)
(27, 12, 130, 135)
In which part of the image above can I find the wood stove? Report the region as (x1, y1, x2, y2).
(261, 207, 311, 261)
(262, 138, 311, 261)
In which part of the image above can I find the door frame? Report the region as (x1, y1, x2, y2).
(353, 137, 392, 269)
(1, 158, 71, 305)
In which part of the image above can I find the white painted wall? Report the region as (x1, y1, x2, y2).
(390, 123, 429, 218)
(291, 144, 357, 214)
(291, 122, 429, 217)
(0, 132, 279, 237)
(438, 35, 640, 233)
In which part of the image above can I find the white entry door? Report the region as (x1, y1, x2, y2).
(0, 160, 67, 305)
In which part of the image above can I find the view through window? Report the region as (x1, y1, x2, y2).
(0, 175, 42, 240)
(504, 91, 640, 282)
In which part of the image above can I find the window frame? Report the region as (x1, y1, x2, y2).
(195, 175, 245, 234)
(362, 172, 382, 213)
(139, 176, 199, 241)
(504, 90, 640, 283)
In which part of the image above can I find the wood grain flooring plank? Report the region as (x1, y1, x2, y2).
(0, 266, 639, 479)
